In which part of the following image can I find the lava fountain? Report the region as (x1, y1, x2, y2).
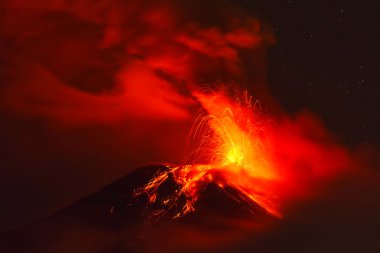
(135, 89, 285, 220)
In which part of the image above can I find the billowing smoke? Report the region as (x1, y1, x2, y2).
(1, 0, 275, 124)
(0, 0, 274, 229)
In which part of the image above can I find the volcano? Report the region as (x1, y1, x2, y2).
(1, 164, 276, 253)
(53, 164, 275, 229)
(81, 164, 273, 225)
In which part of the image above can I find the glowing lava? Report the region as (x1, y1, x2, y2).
(135, 89, 282, 219)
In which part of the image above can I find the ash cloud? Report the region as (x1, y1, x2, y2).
(1, 0, 275, 124)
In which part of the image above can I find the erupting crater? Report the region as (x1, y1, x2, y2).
(116, 89, 284, 222)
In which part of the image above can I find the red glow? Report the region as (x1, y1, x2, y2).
(136, 89, 350, 219)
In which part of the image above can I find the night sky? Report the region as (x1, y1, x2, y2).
(239, 0, 379, 146)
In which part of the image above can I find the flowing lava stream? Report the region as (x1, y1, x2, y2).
(135, 89, 284, 219)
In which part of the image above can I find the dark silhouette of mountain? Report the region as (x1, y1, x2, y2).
(59, 164, 271, 227)
(0, 164, 275, 253)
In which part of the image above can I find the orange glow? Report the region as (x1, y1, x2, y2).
(193, 90, 277, 180)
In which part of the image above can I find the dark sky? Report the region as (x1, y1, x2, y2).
(238, 0, 379, 146)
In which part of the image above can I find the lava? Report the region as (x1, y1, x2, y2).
(135, 89, 282, 219)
